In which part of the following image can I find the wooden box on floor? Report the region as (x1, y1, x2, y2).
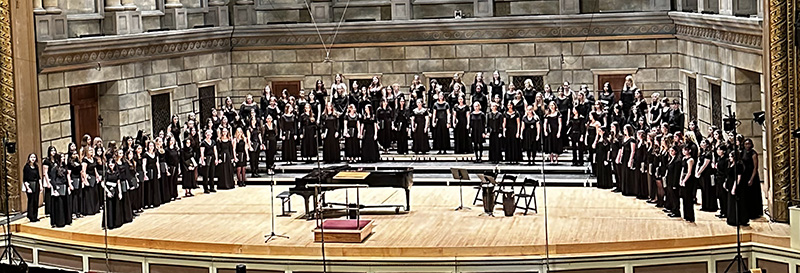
(313, 219, 374, 243)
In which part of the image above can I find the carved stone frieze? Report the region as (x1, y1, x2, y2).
(671, 11, 763, 50)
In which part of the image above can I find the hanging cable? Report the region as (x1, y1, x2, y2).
(327, 0, 352, 57)
(302, 0, 330, 54)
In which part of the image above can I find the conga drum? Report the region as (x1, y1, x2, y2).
(500, 189, 515, 216)
(481, 184, 495, 214)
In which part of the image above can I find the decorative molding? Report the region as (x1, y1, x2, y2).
(197, 79, 222, 88)
(590, 68, 640, 75)
(422, 71, 463, 78)
(343, 73, 382, 80)
(765, 0, 796, 223)
(702, 75, 721, 83)
(506, 69, 549, 76)
(232, 12, 676, 48)
(148, 85, 178, 95)
(37, 28, 233, 72)
(671, 11, 763, 50)
(0, 0, 21, 211)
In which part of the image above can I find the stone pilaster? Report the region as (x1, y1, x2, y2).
(163, 8, 188, 29)
(105, 0, 125, 11)
(391, 0, 412, 20)
(732, 0, 758, 16)
(232, 4, 256, 25)
(34, 15, 67, 40)
(719, 0, 732, 15)
(559, 0, 579, 14)
(42, 0, 61, 14)
(310, 2, 333, 23)
(104, 11, 143, 35)
(474, 0, 493, 17)
(165, 0, 183, 8)
(121, 0, 137, 11)
(648, 0, 671, 11)
(206, 6, 230, 26)
(33, 0, 46, 15)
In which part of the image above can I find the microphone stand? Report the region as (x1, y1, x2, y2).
(1, 131, 26, 270)
(99, 116, 112, 273)
(722, 106, 746, 273)
(265, 170, 289, 243)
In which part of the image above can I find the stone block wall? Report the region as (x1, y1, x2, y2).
(230, 38, 680, 101)
(36, 52, 231, 155)
(674, 38, 764, 153)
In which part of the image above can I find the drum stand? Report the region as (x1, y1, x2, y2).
(265, 171, 289, 243)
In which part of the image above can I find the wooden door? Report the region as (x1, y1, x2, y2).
(70, 84, 99, 143)
(597, 74, 627, 101)
(199, 86, 216, 123)
(272, 81, 301, 98)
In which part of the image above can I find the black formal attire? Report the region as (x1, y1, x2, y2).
(377, 107, 393, 150)
(620, 86, 636, 115)
(263, 122, 278, 170)
(157, 150, 170, 204)
(50, 164, 72, 228)
(620, 138, 635, 196)
(132, 156, 145, 211)
(680, 156, 697, 222)
(361, 114, 380, 163)
(569, 115, 586, 166)
(216, 139, 235, 190)
(668, 109, 685, 133)
(586, 124, 598, 173)
(634, 142, 648, 199)
(66, 159, 81, 217)
(489, 80, 505, 103)
(698, 151, 718, 212)
(344, 113, 361, 158)
(412, 85, 426, 105)
(300, 113, 318, 159)
(742, 149, 762, 219)
(320, 113, 341, 163)
(280, 114, 299, 162)
(143, 152, 162, 208)
(181, 147, 198, 190)
(504, 111, 522, 163)
(200, 140, 216, 193)
(715, 155, 729, 218)
(23, 163, 41, 222)
(432, 101, 451, 152)
(470, 111, 487, 161)
(43, 158, 55, 216)
(102, 167, 123, 230)
(665, 156, 682, 215)
(247, 125, 262, 176)
(395, 106, 411, 155)
(369, 88, 383, 111)
(119, 160, 134, 224)
(411, 108, 431, 154)
(487, 111, 504, 163)
(453, 105, 472, 154)
(596, 140, 613, 189)
(166, 147, 180, 200)
(82, 158, 101, 216)
(522, 88, 537, 106)
(265, 106, 280, 122)
(471, 83, 488, 112)
(544, 113, 563, 154)
(726, 161, 749, 226)
(599, 92, 615, 107)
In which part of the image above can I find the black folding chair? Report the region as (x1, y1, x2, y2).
(515, 177, 539, 215)
(494, 174, 517, 204)
(472, 172, 496, 205)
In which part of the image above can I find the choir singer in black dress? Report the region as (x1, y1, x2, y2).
(321, 104, 341, 163)
(487, 103, 504, 164)
(522, 106, 540, 165)
(453, 96, 472, 154)
(23, 153, 41, 222)
(432, 93, 451, 154)
(395, 97, 411, 155)
(504, 101, 522, 164)
(361, 105, 380, 163)
(411, 99, 430, 155)
(469, 102, 486, 163)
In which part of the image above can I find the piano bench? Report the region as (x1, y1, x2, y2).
(277, 191, 296, 216)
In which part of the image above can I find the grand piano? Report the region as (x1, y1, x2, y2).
(289, 164, 413, 218)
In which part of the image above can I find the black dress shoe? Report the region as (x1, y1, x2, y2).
(662, 208, 671, 213)
(716, 214, 726, 218)
(668, 213, 681, 218)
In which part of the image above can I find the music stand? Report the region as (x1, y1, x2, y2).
(451, 168, 470, 211)
(265, 172, 289, 243)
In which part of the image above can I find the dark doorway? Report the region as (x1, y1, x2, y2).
(597, 74, 627, 101)
(273, 81, 302, 98)
(199, 85, 216, 123)
(511, 75, 545, 92)
(687, 76, 698, 122)
(70, 84, 99, 143)
(150, 93, 171, 135)
(710, 82, 722, 128)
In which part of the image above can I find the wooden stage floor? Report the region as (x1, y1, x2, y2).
(15, 185, 791, 258)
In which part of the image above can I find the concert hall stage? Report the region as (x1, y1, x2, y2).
(12, 186, 790, 259)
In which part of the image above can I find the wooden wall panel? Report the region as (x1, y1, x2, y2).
(715, 259, 749, 272)
(150, 264, 208, 273)
(554, 268, 625, 273)
(89, 258, 143, 273)
(217, 269, 283, 273)
(16, 246, 33, 263)
(756, 258, 789, 273)
(633, 262, 707, 273)
(37, 251, 83, 271)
